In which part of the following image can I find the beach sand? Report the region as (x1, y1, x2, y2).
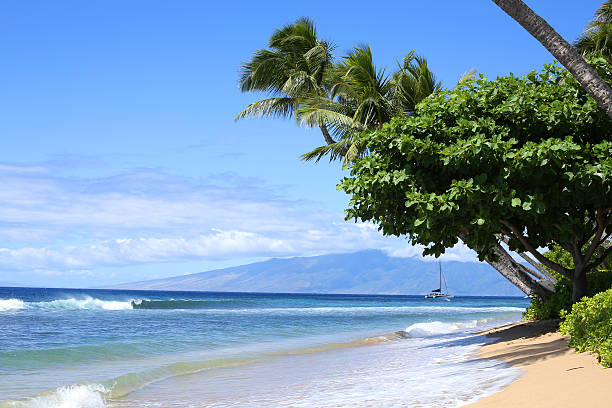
(466, 320, 612, 408)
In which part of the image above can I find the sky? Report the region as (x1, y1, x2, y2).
(0, 0, 603, 287)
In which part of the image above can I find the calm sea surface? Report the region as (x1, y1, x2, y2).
(0, 287, 529, 407)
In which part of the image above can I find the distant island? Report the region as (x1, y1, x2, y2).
(104, 250, 523, 296)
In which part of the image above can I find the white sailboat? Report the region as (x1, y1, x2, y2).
(425, 262, 454, 299)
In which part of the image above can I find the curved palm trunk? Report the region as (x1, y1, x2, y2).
(319, 125, 335, 145)
(492, 0, 612, 119)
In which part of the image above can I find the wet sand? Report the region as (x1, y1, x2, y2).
(466, 320, 612, 408)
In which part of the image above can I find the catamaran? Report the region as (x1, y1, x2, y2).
(425, 262, 454, 299)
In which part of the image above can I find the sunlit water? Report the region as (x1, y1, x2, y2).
(0, 287, 528, 407)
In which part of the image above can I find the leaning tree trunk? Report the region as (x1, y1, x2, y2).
(486, 242, 553, 298)
(492, 0, 612, 119)
(459, 233, 553, 298)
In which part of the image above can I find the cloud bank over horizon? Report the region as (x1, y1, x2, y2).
(0, 162, 479, 284)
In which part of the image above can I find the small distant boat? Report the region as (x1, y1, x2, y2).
(425, 262, 454, 299)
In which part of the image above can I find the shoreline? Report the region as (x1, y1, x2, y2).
(466, 320, 612, 408)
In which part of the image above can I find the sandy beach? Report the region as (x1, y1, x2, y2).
(467, 320, 612, 408)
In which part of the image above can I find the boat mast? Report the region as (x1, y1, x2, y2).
(439, 262, 442, 291)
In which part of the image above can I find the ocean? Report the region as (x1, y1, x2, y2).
(0, 287, 529, 407)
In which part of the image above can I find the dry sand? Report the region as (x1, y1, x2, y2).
(466, 320, 612, 408)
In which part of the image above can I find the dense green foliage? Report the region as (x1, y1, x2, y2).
(524, 270, 612, 320)
(560, 288, 612, 367)
(524, 244, 612, 320)
(340, 61, 612, 299)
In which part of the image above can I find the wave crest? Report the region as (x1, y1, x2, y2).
(0, 383, 108, 408)
(401, 320, 487, 338)
(0, 298, 25, 311)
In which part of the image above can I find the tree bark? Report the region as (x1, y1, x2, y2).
(458, 233, 553, 297)
(492, 0, 612, 119)
(572, 269, 588, 303)
(319, 124, 335, 145)
(516, 251, 558, 283)
(486, 242, 552, 298)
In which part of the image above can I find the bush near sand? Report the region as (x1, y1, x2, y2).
(560, 288, 612, 367)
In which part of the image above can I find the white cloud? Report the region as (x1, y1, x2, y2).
(0, 163, 479, 275)
(389, 242, 478, 262)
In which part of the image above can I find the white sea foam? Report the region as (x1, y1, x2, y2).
(0, 297, 133, 311)
(111, 330, 523, 408)
(402, 321, 468, 337)
(0, 298, 25, 311)
(0, 384, 108, 408)
(31, 298, 132, 310)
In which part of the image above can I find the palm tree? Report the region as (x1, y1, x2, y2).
(236, 17, 336, 145)
(237, 21, 443, 163)
(298, 46, 442, 162)
(391, 51, 443, 116)
(575, 0, 612, 62)
(491, 0, 612, 119)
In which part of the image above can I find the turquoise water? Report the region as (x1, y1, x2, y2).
(0, 287, 529, 407)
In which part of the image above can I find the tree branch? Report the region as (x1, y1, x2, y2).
(583, 208, 606, 265)
(586, 243, 612, 273)
(500, 220, 572, 278)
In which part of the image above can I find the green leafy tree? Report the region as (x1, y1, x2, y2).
(341, 61, 612, 304)
(237, 18, 550, 297)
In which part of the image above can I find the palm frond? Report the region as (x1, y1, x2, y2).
(300, 139, 352, 162)
(456, 69, 477, 87)
(297, 103, 359, 130)
(239, 49, 289, 93)
(575, 0, 612, 61)
(390, 50, 442, 115)
(300, 136, 369, 163)
(235, 98, 296, 121)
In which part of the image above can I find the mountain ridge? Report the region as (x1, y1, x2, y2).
(105, 250, 524, 296)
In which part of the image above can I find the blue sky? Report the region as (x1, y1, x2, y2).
(0, 1, 603, 287)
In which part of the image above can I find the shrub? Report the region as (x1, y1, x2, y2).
(523, 269, 612, 320)
(559, 288, 612, 367)
(523, 244, 612, 320)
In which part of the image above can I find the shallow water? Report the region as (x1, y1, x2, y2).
(0, 287, 528, 407)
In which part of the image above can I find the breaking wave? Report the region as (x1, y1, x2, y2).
(0, 358, 255, 408)
(401, 319, 491, 338)
(0, 383, 108, 408)
(0, 297, 132, 311)
(0, 298, 25, 311)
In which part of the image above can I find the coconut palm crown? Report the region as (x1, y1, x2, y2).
(237, 18, 443, 162)
(236, 18, 336, 145)
(575, 0, 612, 62)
